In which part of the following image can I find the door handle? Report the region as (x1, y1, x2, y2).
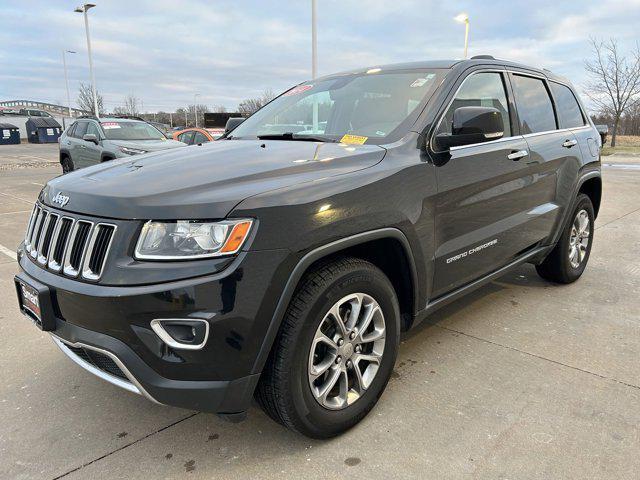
(507, 150, 529, 161)
(562, 139, 578, 148)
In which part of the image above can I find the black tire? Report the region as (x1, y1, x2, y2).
(536, 193, 594, 283)
(61, 155, 74, 174)
(256, 257, 400, 438)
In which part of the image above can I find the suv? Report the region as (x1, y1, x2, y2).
(15, 57, 601, 438)
(59, 117, 184, 173)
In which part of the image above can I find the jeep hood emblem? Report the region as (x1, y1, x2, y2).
(52, 192, 70, 208)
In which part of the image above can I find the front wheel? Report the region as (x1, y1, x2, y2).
(61, 156, 74, 174)
(256, 257, 400, 438)
(536, 193, 594, 283)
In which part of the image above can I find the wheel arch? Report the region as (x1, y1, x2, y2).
(59, 149, 71, 163)
(101, 153, 115, 162)
(250, 228, 418, 376)
(578, 175, 602, 219)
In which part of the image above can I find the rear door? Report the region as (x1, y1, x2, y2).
(508, 72, 582, 246)
(432, 70, 530, 297)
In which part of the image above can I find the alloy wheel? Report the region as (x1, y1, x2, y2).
(308, 293, 386, 410)
(569, 209, 590, 268)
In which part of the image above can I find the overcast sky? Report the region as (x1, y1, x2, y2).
(2, 0, 639, 113)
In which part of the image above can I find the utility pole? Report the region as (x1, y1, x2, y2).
(62, 50, 76, 125)
(194, 93, 200, 128)
(75, 4, 99, 118)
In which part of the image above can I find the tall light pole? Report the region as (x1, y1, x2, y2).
(74, 4, 99, 118)
(311, 0, 319, 132)
(62, 50, 76, 124)
(454, 13, 470, 59)
(193, 93, 200, 128)
(311, 0, 317, 79)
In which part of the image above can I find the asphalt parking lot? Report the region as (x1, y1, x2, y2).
(1, 146, 639, 480)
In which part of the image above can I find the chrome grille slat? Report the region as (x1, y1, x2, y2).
(25, 203, 116, 281)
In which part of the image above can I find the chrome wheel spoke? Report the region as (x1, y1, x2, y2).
(568, 209, 590, 269)
(308, 292, 386, 410)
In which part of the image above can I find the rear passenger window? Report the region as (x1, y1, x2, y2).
(437, 72, 511, 139)
(511, 75, 557, 134)
(550, 82, 585, 128)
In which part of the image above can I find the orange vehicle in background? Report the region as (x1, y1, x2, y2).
(173, 127, 224, 145)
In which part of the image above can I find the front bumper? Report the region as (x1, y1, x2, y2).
(16, 246, 291, 414)
(49, 319, 259, 413)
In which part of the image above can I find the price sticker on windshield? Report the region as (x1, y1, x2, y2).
(102, 122, 121, 129)
(340, 134, 368, 145)
(284, 85, 313, 96)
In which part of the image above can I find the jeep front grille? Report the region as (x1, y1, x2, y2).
(24, 204, 116, 281)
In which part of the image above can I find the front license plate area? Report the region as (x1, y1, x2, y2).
(15, 274, 57, 331)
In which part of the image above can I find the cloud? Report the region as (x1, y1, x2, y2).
(1, 0, 639, 113)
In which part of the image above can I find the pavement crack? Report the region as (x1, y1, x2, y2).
(51, 412, 199, 479)
(596, 206, 640, 230)
(436, 325, 640, 391)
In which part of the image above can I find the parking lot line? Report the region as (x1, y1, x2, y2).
(0, 243, 17, 261)
(0, 191, 34, 204)
(0, 209, 31, 216)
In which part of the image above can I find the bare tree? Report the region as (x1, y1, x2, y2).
(237, 89, 276, 115)
(214, 104, 227, 113)
(77, 82, 104, 115)
(584, 38, 640, 147)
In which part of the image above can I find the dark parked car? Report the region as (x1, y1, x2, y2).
(15, 56, 601, 438)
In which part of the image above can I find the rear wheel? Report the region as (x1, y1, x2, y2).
(256, 257, 400, 438)
(536, 193, 594, 283)
(61, 155, 74, 174)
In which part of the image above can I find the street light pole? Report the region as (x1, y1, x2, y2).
(62, 50, 76, 124)
(311, 0, 319, 132)
(194, 93, 200, 128)
(75, 4, 99, 118)
(311, 0, 317, 79)
(454, 13, 470, 59)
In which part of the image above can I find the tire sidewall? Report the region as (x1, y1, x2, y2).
(559, 194, 595, 281)
(288, 265, 400, 437)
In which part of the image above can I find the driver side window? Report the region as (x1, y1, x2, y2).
(437, 72, 511, 138)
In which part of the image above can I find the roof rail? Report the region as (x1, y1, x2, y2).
(77, 115, 99, 120)
(470, 55, 495, 60)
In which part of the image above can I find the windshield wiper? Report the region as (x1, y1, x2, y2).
(257, 132, 337, 143)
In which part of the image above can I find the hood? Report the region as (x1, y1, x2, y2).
(43, 140, 386, 220)
(111, 138, 184, 152)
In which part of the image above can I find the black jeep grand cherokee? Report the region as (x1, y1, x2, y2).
(15, 57, 601, 438)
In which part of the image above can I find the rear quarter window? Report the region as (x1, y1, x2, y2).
(550, 82, 585, 129)
(511, 75, 557, 134)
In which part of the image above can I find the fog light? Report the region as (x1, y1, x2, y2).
(150, 319, 209, 350)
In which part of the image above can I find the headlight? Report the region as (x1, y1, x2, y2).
(119, 146, 147, 155)
(135, 219, 253, 260)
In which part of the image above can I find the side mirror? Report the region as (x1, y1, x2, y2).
(83, 133, 99, 145)
(436, 106, 504, 149)
(595, 124, 608, 145)
(224, 117, 245, 134)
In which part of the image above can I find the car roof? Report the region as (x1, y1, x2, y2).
(316, 57, 570, 85)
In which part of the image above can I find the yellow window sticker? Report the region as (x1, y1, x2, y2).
(340, 134, 368, 145)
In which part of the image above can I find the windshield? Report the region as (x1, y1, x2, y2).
(101, 121, 165, 141)
(230, 68, 446, 144)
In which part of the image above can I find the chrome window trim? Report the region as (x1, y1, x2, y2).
(150, 318, 210, 351)
(81, 223, 117, 281)
(432, 67, 593, 154)
(51, 335, 161, 404)
(62, 220, 94, 277)
(48, 216, 75, 272)
(548, 80, 589, 129)
(430, 68, 511, 153)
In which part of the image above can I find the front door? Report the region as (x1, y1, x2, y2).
(432, 70, 529, 297)
(81, 121, 103, 167)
